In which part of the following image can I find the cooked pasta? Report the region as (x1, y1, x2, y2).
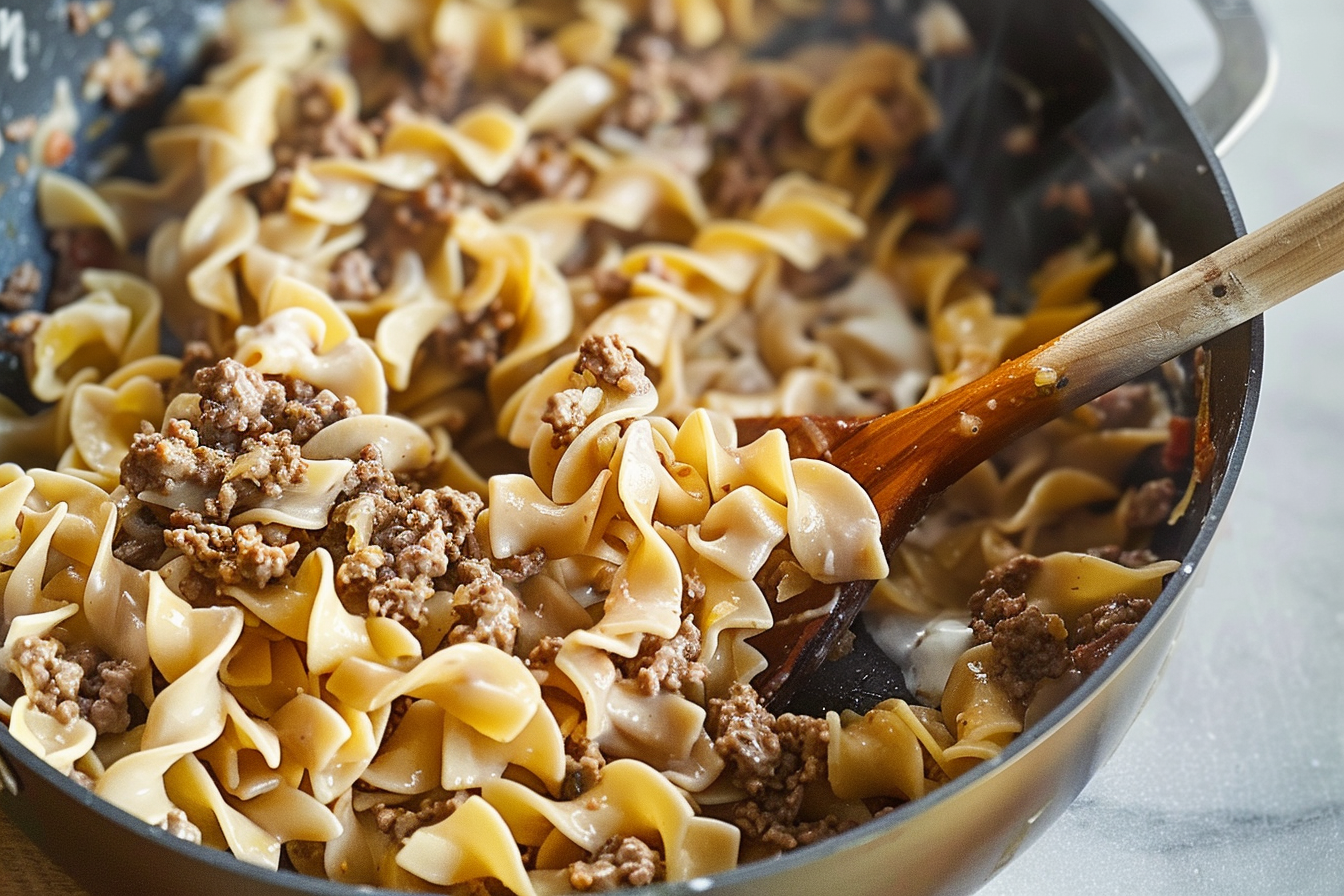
(0, 0, 1191, 890)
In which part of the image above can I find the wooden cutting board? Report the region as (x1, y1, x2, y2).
(0, 808, 91, 895)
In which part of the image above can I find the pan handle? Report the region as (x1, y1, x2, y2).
(1189, 0, 1278, 156)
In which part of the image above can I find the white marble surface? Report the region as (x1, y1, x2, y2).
(983, 0, 1344, 892)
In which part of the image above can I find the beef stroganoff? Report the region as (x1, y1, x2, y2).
(0, 0, 1188, 890)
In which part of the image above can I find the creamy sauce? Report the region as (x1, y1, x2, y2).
(863, 605, 974, 706)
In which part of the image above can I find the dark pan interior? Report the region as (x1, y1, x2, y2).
(0, 0, 1259, 894)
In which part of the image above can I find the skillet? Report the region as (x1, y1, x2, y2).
(0, 0, 1272, 893)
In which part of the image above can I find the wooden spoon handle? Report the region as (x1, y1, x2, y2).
(1035, 179, 1344, 403)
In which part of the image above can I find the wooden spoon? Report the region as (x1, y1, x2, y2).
(747, 181, 1344, 707)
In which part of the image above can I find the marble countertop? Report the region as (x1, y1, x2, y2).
(2, 0, 1342, 893)
(985, 0, 1344, 892)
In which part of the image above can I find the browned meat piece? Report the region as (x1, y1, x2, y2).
(707, 683, 840, 849)
(575, 333, 650, 394)
(66, 2, 92, 34)
(117, 363, 364, 598)
(0, 261, 43, 312)
(569, 836, 666, 891)
(193, 359, 358, 449)
(163, 342, 219, 401)
(781, 252, 862, 298)
(371, 792, 471, 842)
(8, 638, 136, 734)
(67, 647, 137, 735)
(604, 34, 737, 137)
(499, 136, 593, 204)
(984, 605, 1071, 702)
(493, 546, 545, 582)
(3, 116, 37, 143)
(250, 165, 295, 216)
(328, 249, 383, 303)
(164, 514, 300, 589)
(967, 554, 1042, 638)
(711, 682, 780, 781)
(419, 45, 470, 120)
(159, 808, 203, 844)
(273, 77, 371, 168)
(969, 555, 1070, 702)
(429, 302, 518, 377)
(120, 418, 234, 509)
(10, 637, 84, 726)
(618, 617, 706, 696)
(604, 37, 677, 133)
(0, 312, 46, 378)
(527, 636, 565, 670)
(561, 731, 606, 799)
(541, 389, 594, 448)
(447, 558, 522, 653)
(327, 446, 492, 629)
(515, 40, 568, 85)
(1071, 597, 1153, 673)
(710, 75, 801, 215)
(66, 2, 112, 36)
(1124, 477, 1176, 528)
(193, 358, 292, 447)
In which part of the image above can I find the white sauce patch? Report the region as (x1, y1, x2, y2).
(864, 606, 974, 706)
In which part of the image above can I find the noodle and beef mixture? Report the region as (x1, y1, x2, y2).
(0, 0, 1191, 890)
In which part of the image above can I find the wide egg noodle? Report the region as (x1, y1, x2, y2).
(96, 575, 244, 827)
(483, 759, 740, 881)
(396, 795, 538, 895)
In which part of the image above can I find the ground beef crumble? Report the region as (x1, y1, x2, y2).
(709, 73, 803, 215)
(371, 792, 472, 842)
(428, 301, 518, 378)
(542, 387, 601, 448)
(1087, 382, 1156, 429)
(327, 249, 382, 303)
(447, 558, 522, 652)
(1085, 545, 1159, 568)
(617, 617, 707, 696)
(969, 554, 1159, 700)
(569, 835, 666, 891)
(576, 333, 651, 395)
(707, 683, 847, 850)
(561, 730, 607, 799)
(498, 136, 593, 204)
(323, 445, 505, 633)
(116, 360, 360, 592)
(165, 514, 300, 589)
(46, 227, 120, 309)
(968, 555, 1071, 703)
(1070, 597, 1153, 674)
(418, 44, 471, 120)
(1123, 477, 1177, 528)
(9, 636, 136, 734)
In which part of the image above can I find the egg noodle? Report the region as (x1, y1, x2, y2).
(0, 0, 1184, 890)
